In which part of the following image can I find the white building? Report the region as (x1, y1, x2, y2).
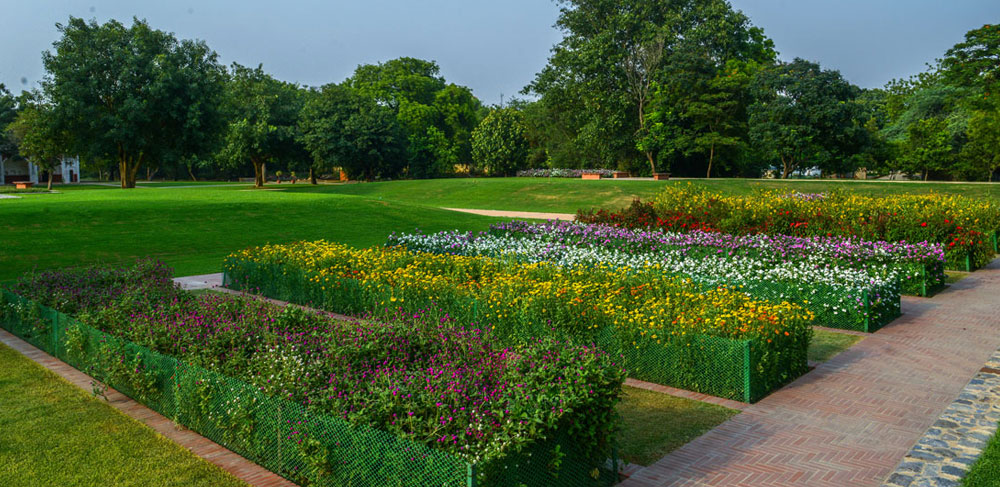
(0, 155, 81, 185)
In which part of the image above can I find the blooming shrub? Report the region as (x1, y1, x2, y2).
(5, 263, 625, 468)
(516, 168, 615, 178)
(580, 184, 999, 270)
(486, 220, 945, 296)
(386, 229, 901, 331)
(224, 241, 815, 400)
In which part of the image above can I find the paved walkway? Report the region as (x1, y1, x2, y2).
(0, 329, 295, 487)
(441, 207, 575, 221)
(622, 256, 1000, 487)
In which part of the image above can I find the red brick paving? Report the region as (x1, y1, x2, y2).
(620, 257, 1000, 487)
(0, 329, 296, 487)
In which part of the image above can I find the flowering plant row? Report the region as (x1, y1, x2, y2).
(579, 185, 999, 270)
(387, 229, 900, 331)
(516, 168, 615, 178)
(3, 261, 624, 481)
(487, 220, 945, 296)
(224, 241, 814, 401)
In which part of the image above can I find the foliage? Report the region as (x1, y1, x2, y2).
(748, 59, 869, 178)
(6, 100, 67, 190)
(471, 107, 530, 176)
(41, 17, 226, 188)
(217, 64, 307, 188)
(299, 83, 407, 181)
(346, 58, 484, 178)
(0, 84, 17, 159)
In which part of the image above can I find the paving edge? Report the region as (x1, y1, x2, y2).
(0, 328, 296, 487)
(882, 347, 1000, 487)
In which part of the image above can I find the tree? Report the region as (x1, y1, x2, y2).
(218, 64, 306, 188)
(940, 23, 1000, 106)
(41, 17, 225, 188)
(527, 0, 775, 175)
(299, 84, 406, 181)
(749, 58, 868, 178)
(471, 108, 530, 176)
(961, 107, 1000, 181)
(347, 58, 483, 178)
(0, 85, 17, 160)
(7, 102, 67, 190)
(899, 118, 952, 180)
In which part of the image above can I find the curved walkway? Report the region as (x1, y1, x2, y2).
(441, 207, 575, 221)
(622, 257, 1000, 487)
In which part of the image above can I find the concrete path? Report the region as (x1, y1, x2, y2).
(0, 329, 295, 487)
(441, 207, 575, 221)
(622, 257, 1000, 487)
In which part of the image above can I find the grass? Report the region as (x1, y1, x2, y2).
(0, 342, 246, 487)
(963, 430, 1000, 486)
(311, 178, 1000, 213)
(0, 185, 498, 282)
(616, 386, 738, 466)
(809, 329, 864, 363)
(946, 271, 971, 285)
(135, 181, 251, 187)
(0, 186, 51, 194)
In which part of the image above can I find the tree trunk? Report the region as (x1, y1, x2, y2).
(923, 169, 928, 181)
(706, 144, 715, 179)
(47, 171, 53, 191)
(309, 167, 317, 185)
(252, 159, 265, 188)
(188, 164, 197, 181)
(646, 151, 657, 175)
(780, 156, 794, 179)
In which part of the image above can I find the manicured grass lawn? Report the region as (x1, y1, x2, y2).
(963, 430, 1000, 486)
(616, 386, 737, 466)
(0, 342, 246, 487)
(136, 181, 251, 187)
(809, 329, 864, 363)
(310, 178, 1000, 213)
(0, 185, 497, 281)
(946, 271, 972, 285)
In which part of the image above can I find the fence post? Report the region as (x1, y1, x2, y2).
(993, 230, 999, 253)
(743, 340, 752, 404)
(466, 463, 477, 487)
(966, 253, 972, 272)
(921, 266, 927, 297)
(50, 310, 59, 356)
(863, 290, 871, 333)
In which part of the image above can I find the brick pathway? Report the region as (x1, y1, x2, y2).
(621, 257, 1000, 487)
(0, 329, 295, 487)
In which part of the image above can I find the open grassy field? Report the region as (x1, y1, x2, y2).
(0, 342, 246, 487)
(0, 185, 497, 281)
(317, 178, 1000, 213)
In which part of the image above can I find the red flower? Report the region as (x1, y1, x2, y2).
(920, 222, 927, 227)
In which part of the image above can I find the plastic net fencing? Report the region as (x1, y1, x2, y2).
(223, 263, 810, 403)
(0, 290, 616, 487)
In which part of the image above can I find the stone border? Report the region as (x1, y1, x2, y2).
(883, 348, 1000, 487)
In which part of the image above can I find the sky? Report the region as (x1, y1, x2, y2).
(1, 1, 998, 105)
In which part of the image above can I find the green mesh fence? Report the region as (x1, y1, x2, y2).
(223, 263, 810, 403)
(0, 290, 617, 487)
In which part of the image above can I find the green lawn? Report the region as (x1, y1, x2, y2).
(963, 430, 1000, 486)
(135, 181, 251, 187)
(616, 386, 737, 466)
(0, 185, 497, 281)
(311, 178, 1000, 213)
(0, 342, 246, 487)
(809, 329, 864, 363)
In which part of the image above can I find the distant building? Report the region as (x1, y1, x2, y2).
(0, 155, 81, 185)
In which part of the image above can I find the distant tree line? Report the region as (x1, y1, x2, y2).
(1, 5, 998, 187)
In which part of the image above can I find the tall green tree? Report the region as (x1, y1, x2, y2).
(347, 58, 483, 178)
(41, 17, 225, 188)
(218, 64, 307, 188)
(0, 84, 18, 160)
(471, 107, 530, 176)
(7, 102, 68, 190)
(299, 84, 406, 181)
(961, 107, 1000, 181)
(528, 0, 775, 175)
(940, 23, 1000, 106)
(899, 117, 952, 180)
(748, 58, 868, 178)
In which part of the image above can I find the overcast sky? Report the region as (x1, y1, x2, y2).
(1, 1, 998, 105)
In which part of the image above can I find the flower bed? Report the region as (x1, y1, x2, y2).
(387, 228, 901, 332)
(486, 220, 944, 297)
(2, 262, 624, 487)
(224, 241, 815, 402)
(516, 168, 615, 178)
(578, 185, 1000, 271)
